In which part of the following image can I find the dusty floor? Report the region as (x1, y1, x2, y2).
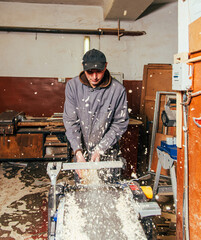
(0, 162, 175, 240)
(0, 162, 51, 240)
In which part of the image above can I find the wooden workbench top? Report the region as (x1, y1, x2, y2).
(17, 117, 142, 127)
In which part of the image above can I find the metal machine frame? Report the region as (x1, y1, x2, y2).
(47, 161, 161, 240)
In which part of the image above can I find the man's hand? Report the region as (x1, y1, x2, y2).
(90, 150, 100, 162)
(76, 150, 86, 162)
(75, 150, 86, 178)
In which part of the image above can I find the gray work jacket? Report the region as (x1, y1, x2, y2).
(63, 70, 129, 155)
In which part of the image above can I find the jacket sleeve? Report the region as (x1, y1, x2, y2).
(63, 81, 83, 154)
(96, 88, 129, 154)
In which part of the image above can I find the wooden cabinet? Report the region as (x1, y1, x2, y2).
(0, 134, 43, 159)
(140, 64, 173, 124)
(0, 119, 69, 161)
(120, 118, 142, 178)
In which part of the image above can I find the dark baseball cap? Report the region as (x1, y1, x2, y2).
(82, 49, 107, 71)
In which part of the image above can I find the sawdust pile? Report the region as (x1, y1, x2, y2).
(80, 169, 101, 185)
(56, 185, 147, 240)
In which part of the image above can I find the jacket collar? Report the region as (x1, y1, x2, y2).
(79, 69, 111, 88)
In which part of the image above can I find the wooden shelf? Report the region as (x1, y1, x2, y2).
(44, 142, 67, 147)
(44, 154, 68, 159)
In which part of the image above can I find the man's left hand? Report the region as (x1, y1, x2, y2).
(90, 150, 100, 162)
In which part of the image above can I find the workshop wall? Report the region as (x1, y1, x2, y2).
(0, 1, 177, 80)
(0, 77, 141, 117)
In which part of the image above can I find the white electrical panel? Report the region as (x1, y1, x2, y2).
(172, 63, 192, 91)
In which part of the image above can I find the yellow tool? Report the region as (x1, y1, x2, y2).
(140, 186, 153, 199)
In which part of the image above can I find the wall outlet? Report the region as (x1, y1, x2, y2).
(58, 77, 66, 83)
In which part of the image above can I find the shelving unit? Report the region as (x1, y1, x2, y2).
(0, 117, 71, 161)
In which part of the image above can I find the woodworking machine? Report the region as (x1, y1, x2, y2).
(0, 110, 25, 134)
(47, 160, 161, 240)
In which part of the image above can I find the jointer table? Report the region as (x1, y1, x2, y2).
(47, 161, 161, 240)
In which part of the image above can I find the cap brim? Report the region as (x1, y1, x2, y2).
(83, 62, 105, 71)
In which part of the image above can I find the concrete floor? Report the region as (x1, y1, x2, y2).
(0, 162, 52, 240)
(0, 161, 175, 240)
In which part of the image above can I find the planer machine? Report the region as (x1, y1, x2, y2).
(47, 160, 161, 240)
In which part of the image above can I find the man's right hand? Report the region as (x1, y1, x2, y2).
(75, 150, 86, 178)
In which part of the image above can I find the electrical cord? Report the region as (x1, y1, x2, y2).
(182, 94, 190, 240)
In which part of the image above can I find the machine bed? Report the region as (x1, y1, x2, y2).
(47, 162, 161, 240)
(56, 184, 146, 240)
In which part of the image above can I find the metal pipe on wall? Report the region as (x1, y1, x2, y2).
(182, 95, 190, 240)
(0, 26, 146, 37)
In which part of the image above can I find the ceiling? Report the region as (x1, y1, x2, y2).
(0, 0, 177, 21)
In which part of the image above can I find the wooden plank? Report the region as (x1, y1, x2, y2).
(19, 119, 140, 129)
(18, 121, 64, 127)
(144, 96, 165, 101)
(44, 142, 67, 147)
(189, 17, 201, 53)
(140, 64, 173, 123)
(157, 236, 176, 240)
(177, 53, 201, 239)
(161, 212, 176, 223)
(146, 69, 172, 97)
(129, 118, 142, 125)
(44, 154, 67, 159)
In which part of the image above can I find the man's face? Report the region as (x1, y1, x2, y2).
(84, 63, 107, 88)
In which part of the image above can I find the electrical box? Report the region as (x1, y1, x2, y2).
(172, 63, 192, 91)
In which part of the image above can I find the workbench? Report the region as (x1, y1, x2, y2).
(0, 112, 70, 161)
(0, 110, 142, 178)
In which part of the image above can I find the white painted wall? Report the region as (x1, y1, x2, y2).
(0, 1, 178, 80)
(178, 0, 189, 53)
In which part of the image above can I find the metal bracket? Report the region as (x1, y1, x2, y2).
(137, 202, 161, 218)
(47, 162, 62, 214)
(47, 162, 62, 186)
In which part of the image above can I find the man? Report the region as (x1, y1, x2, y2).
(63, 49, 129, 180)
